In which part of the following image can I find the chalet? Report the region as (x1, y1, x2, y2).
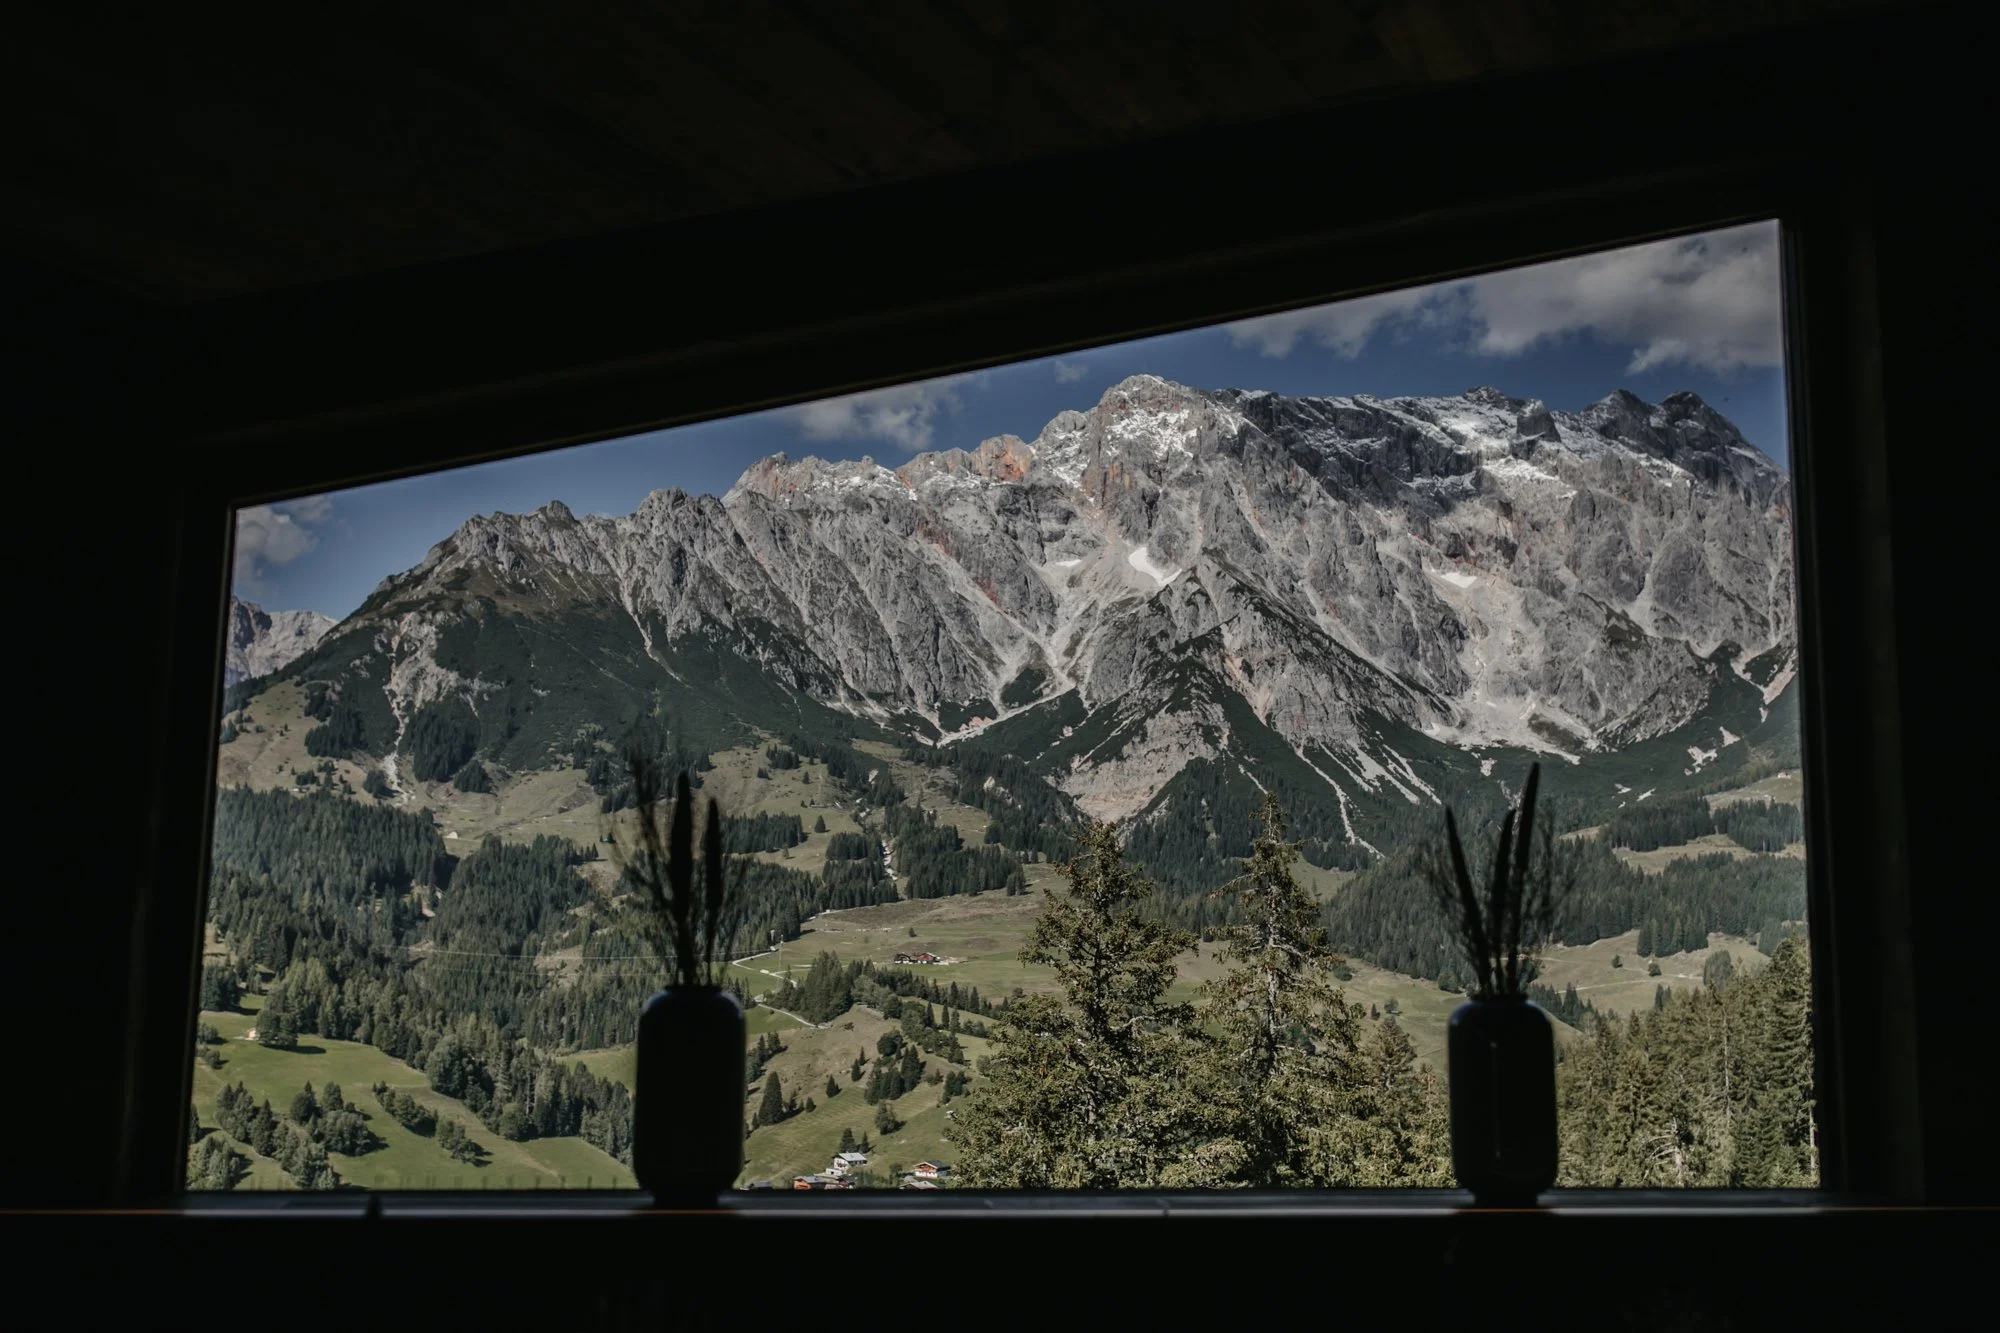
(899, 1178, 940, 1190)
(911, 1160, 950, 1180)
(891, 951, 944, 966)
(835, 1151, 868, 1167)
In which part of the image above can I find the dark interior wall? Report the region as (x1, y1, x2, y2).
(8, 263, 183, 1204)
(4, 10, 1986, 1210)
(1872, 176, 1983, 1205)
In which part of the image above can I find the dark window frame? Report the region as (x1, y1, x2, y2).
(124, 28, 1921, 1208)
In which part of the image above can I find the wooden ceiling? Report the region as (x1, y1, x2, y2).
(9, 1, 1893, 304)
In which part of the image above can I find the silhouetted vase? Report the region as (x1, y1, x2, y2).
(634, 986, 745, 1200)
(1447, 995, 1558, 1206)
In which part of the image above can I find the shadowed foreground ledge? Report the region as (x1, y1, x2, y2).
(5, 1194, 1985, 1326)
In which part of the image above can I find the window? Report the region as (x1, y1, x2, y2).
(190, 222, 1812, 1193)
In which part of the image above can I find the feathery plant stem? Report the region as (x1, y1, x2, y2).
(611, 730, 743, 989)
(1427, 763, 1560, 1000)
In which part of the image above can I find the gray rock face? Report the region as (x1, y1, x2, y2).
(356, 374, 1794, 817)
(224, 597, 335, 687)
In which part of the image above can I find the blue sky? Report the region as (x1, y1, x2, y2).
(237, 222, 1788, 620)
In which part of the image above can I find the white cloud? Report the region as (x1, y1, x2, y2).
(1225, 221, 1781, 375)
(1052, 358, 1088, 383)
(279, 493, 334, 524)
(1225, 286, 1446, 358)
(234, 496, 333, 586)
(786, 374, 978, 453)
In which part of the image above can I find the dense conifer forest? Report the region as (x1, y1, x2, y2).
(203, 673, 1813, 1192)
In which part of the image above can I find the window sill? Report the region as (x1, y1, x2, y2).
(22, 1187, 1899, 1220)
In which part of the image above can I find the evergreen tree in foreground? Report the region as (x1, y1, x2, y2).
(948, 820, 1207, 1188)
(1557, 936, 1816, 1187)
(1201, 792, 1446, 1186)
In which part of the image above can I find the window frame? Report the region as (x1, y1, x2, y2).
(125, 61, 1918, 1208)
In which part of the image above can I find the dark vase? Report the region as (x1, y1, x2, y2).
(1446, 995, 1558, 1206)
(634, 986, 746, 1201)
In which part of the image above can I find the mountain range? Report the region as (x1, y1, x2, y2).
(229, 375, 1799, 870)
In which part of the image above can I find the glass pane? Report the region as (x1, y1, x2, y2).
(191, 220, 1811, 1192)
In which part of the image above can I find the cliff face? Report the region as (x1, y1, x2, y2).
(282, 375, 1794, 824)
(224, 598, 334, 687)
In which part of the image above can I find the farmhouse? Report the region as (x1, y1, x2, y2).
(835, 1151, 868, 1168)
(899, 1178, 940, 1190)
(892, 951, 943, 965)
(911, 1160, 950, 1180)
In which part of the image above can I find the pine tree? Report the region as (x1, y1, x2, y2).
(757, 1074, 785, 1127)
(289, 1082, 318, 1125)
(838, 1126, 857, 1154)
(1199, 792, 1438, 1186)
(825, 1074, 840, 1100)
(1346, 1017, 1452, 1185)
(1733, 937, 1816, 1185)
(258, 985, 298, 1048)
(949, 819, 1201, 1188)
(1557, 934, 1817, 1188)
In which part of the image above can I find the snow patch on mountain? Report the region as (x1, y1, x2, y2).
(1126, 545, 1181, 586)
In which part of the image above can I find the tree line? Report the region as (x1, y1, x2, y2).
(1322, 833, 1806, 991)
(950, 799, 1450, 1187)
(1558, 938, 1816, 1186)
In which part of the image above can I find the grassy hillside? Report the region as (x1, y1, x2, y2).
(1533, 929, 1769, 1017)
(189, 994, 634, 1191)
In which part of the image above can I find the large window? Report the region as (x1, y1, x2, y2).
(190, 222, 1813, 1193)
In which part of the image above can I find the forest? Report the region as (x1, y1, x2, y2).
(203, 668, 1812, 1193)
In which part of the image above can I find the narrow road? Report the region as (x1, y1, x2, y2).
(727, 946, 823, 1028)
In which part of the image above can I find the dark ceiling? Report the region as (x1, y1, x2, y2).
(9, 0, 1894, 304)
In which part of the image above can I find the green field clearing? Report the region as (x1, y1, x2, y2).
(1707, 771, 1804, 808)
(578, 1002, 975, 1187)
(1612, 831, 1804, 873)
(731, 877, 1063, 1001)
(215, 681, 378, 799)
(189, 995, 633, 1191)
(1532, 928, 1769, 1017)
(732, 1006, 966, 1186)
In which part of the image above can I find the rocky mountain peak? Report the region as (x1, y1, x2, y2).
(305, 374, 1796, 831)
(728, 452, 898, 503)
(224, 596, 334, 688)
(895, 434, 1035, 489)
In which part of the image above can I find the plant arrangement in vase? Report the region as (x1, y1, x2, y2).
(1424, 762, 1567, 1205)
(613, 741, 747, 1200)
